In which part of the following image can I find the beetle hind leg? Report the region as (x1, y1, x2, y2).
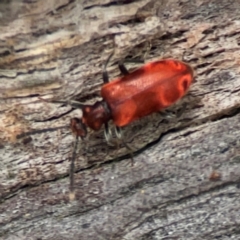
(118, 62, 129, 75)
(103, 51, 145, 81)
(118, 58, 145, 76)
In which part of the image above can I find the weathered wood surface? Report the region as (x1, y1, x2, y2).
(0, 0, 240, 239)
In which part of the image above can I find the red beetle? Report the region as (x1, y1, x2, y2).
(70, 54, 193, 137)
(55, 53, 194, 200)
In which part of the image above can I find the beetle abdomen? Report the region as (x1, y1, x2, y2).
(101, 59, 194, 127)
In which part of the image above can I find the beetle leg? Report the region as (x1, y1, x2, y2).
(114, 126, 134, 165)
(118, 58, 144, 76)
(159, 103, 188, 119)
(114, 126, 122, 139)
(118, 62, 129, 75)
(158, 109, 175, 119)
(176, 103, 187, 118)
(115, 126, 130, 150)
(125, 59, 145, 64)
(104, 122, 114, 145)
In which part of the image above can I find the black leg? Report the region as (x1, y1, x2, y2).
(115, 126, 134, 165)
(118, 62, 129, 75)
(103, 50, 131, 81)
(118, 58, 144, 76)
(103, 51, 145, 82)
(124, 59, 145, 64)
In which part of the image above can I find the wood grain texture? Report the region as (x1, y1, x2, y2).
(0, 0, 240, 239)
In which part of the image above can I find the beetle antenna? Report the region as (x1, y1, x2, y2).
(69, 136, 79, 201)
(38, 97, 85, 109)
(16, 126, 68, 139)
(103, 51, 115, 83)
(51, 100, 85, 109)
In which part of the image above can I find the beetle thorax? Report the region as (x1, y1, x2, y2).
(82, 101, 111, 131)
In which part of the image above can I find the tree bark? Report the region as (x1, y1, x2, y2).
(1, 0, 240, 239)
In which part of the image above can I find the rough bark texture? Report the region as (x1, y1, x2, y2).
(1, 0, 240, 239)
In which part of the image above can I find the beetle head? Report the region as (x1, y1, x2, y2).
(70, 117, 87, 138)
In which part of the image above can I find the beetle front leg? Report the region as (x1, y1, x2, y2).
(104, 122, 114, 145)
(114, 126, 134, 165)
(115, 126, 132, 151)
